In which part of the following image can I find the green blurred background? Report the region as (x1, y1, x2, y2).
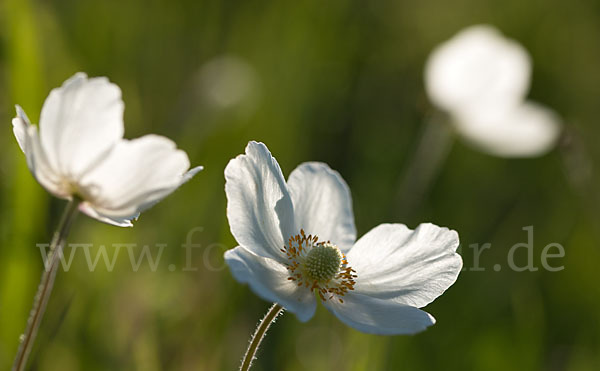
(1, 0, 599, 369)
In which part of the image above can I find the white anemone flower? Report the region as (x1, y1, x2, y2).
(224, 141, 462, 335)
(424, 25, 562, 157)
(453, 102, 562, 158)
(425, 25, 531, 114)
(12, 72, 202, 227)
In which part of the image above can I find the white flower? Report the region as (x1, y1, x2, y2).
(224, 141, 462, 335)
(452, 101, 562, 157)
(196, 55, 260, 111)
(424, 25, 562, 157)
(425, 25, 531, 114)
(12, 72, 202, 227)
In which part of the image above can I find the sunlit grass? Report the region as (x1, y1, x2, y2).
(1, 0, 599, 370)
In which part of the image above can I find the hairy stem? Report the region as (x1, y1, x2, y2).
(240, 303, 284, 371)
(12, 199, 80, 371)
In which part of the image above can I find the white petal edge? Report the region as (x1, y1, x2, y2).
(453, 101, 563, 157)
(38, 72, 125, 179)
(78, 203, 134, 227)
(347, 223, 462, 309)
(324, 292, 436, 335)
(13, 105, 30, 153)
(12, 106, 69, 198)
(225, 141, 295, 262)
(77, 135, 201, 226)
(287, 162, 357, 252)
(224, 246, 316, 322)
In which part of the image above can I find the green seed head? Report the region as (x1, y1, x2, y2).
(304, 243, 342, 282)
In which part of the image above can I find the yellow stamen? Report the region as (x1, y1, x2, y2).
(281, 230, 356, 303)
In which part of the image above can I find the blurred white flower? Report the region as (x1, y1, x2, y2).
(12, 72, 202, 227)
(195, 55, 260, 111)
(224, 141, 462, 335)
(425, 25, 531, 113)
(424, 25, 562, 157)
(453, 101, 562, 157)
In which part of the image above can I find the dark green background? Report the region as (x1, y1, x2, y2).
(1, 0, 599, 369)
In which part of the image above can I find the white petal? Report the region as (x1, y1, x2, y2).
(78, 203, 134, 227)
(12, 106, 68, 198)
(39, 72, 124, 179)
(13, 105, 30, 153)
(453, 101, 562, 157)
(287, 162, 356, 252)
(347, 223, 462, 308)
(78, 135, 200, 225)
(324, 292, 436, 335)
(224, 246, 316, 322)
(225, 141, 295, 262)
(182, 165, 204, 183)
(425, 25, 531, 113)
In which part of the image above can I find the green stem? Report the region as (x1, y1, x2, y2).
(12, 199, 80, 371)
(240, 303, 284, 371)
(393, 113, 453, 219)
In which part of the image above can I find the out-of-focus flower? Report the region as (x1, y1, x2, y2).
(425, 25, 531, 114)
(453, 101, 562, 157)
(195, 55, 261, 112)
(224, 141, 462, 335)
(424, 25, 562, 157)
(12, 72, 202, 227)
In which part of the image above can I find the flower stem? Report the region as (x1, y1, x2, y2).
(393, 113, 453, 219)
(12, 199, 80, 371)
(240, 303, 284, 371)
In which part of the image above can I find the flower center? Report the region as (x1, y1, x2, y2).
(281, 229, 357, 303)
(304, 243, 342, 282)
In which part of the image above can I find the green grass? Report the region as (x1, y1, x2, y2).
(1, 0, 599, 369)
